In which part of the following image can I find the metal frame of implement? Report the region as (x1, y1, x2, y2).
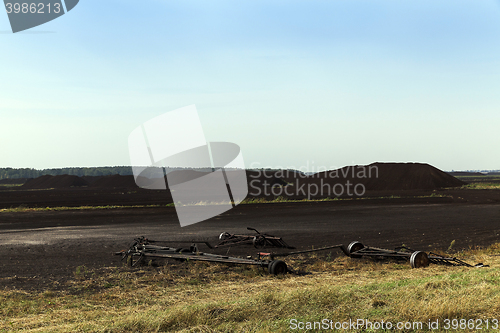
(342, 241, 485, 268)
(116, 237, 289, 275)
(216, 227, 295, 249)
(265, 241, 485, 268)
(116, 238, 485, 276)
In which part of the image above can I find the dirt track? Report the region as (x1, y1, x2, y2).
(1, 189, 500, 290)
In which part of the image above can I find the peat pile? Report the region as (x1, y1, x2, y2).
(155, 169, 287, 190)
(89, 175, 138, 188)
(263, 163, 466, 199)
(360, 163, 466, 190)
(81, 176, 104, 185)
(22, 175, 88, 189)
(0, 178, 28, 185)
(79, 169, 289, 192)
(166, 169, 210, 188)
(245, 170, 288, 186)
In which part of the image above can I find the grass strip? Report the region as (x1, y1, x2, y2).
(1, 244, 499, 332)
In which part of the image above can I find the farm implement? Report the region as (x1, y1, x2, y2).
(116, 236, 289, 275)
(265, 241, 485, 268)
(116, 233, 486, 276)
(339, 241, 486, 268)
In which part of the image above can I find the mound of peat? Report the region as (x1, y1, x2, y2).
(312, 163, 466, 191)
(0, 178, 28, 185)
(360, 162, 466, 190)
(22, 175, 88, 189)
(89, 175, 138, 188)
(161, 169, 287, 189)
(268, 163, 466, 198)
(81, 176, 104, 185)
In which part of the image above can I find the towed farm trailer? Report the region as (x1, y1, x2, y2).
(116, 233, 485, 275)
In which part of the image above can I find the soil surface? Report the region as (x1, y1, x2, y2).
(1, 186, 500, 291)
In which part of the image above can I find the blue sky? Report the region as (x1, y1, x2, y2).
(1, 0, 500, 171)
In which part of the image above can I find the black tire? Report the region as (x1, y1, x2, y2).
(219, 232, 230, 241)
(253, 236, 267, 248)
(268, 260, 287, 275)
(410, 251, 429, 268)
(347, 241, 364, 258)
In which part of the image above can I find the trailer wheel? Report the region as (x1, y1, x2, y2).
(253, 235, 266, 248)
(219, 232, 230, 240)
(410, 251, 429, 268)
(268, 260, 288, 275)
(347, 241, 364, 258)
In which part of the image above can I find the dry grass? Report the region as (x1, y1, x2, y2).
(2, 244, 500, 332)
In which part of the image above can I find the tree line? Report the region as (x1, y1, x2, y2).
(0, 167, 134, 180)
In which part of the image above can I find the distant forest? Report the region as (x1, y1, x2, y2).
(2, 166, 498, 181)
(0, 167, 133, 180)
(0, 166, 226, 180)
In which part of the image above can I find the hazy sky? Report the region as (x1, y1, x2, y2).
(1, 0, 500, 171)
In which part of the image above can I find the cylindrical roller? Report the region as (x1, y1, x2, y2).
(347, 241, 364, 258)
(410, 251, 430, 268)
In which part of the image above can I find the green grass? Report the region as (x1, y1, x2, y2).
(0, 204, 174, 213)
(1, 244, 499, 332)
(461, 183, 500, 190)
(241, 196, 340, 204)
(1, 193, 452, 214)
(455, 176, 500, 179)
(241, 193, 450, 205)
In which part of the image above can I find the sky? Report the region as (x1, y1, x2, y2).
(1, 0, 500, 172)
